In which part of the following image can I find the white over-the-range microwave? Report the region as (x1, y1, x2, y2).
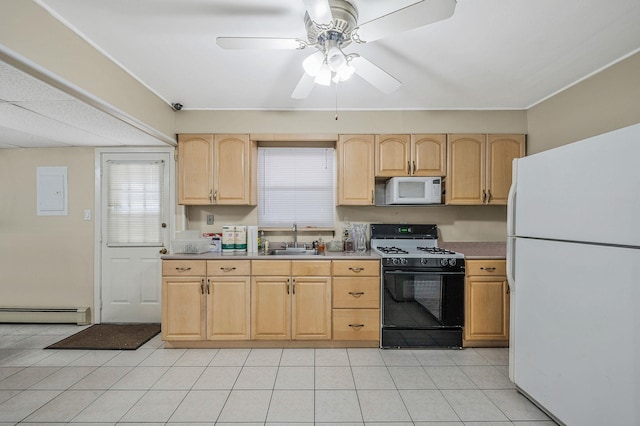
(385, 176, 442, 204)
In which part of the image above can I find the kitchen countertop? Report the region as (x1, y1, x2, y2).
(439, 241, 507, 259)
(162, 250, 381, 260)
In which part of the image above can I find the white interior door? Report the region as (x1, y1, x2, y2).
(99, 150, 173, 323)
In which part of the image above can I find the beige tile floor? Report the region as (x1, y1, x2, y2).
(0, 323, 556, 425)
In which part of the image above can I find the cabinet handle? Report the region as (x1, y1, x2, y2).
(480, 267, 496, 272)
(292, 278, 296, 295)
(220, 267, 236, 272)
(371, 190, 374, 204)
(200, 279, 205, 295)
(487, 189, 492, 203)
(176, 267, 191, 272)
(349, 267, 364, 273)
(482, 190, 487, 203)
(287, 278, 290, 295)
(209, 189, 213, 202)
(407, 160, 411, 175)
(349, 323, 365, 329)
(206, 278, 211, 294)
(213, 190, 218, 202)
(348, 291, 365, 297)
(412, 160, 416, 174)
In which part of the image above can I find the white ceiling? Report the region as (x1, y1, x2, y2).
(1, 0, 640, 148)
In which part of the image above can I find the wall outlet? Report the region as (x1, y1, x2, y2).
(206, 214, 214, 225)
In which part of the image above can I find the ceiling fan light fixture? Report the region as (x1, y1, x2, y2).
(314, 63, 332, 86)
(302, 51, 324, 76)
(327, 46, 346, 71)
(333, 62, 355, 82)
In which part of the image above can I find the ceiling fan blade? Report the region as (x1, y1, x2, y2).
(303, 0, 333, 24)
(216, 37, 305, 50)
(351, 56, 401, 94)
(291, 73, 316, 99)
(353, 0, 457, 43)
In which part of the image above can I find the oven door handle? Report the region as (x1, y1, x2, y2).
(383, 270, 465, 276)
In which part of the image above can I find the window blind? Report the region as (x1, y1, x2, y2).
(106, 160, 164, 246)
(258, 147, 335, 228)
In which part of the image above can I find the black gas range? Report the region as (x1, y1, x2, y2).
(371, 224, 465, 349)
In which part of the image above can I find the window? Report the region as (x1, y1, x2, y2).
(106, 160, 164, 246)
(258, 147, 335, 228)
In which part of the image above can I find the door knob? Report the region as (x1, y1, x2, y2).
(161, 223, 167, 228)
(159, 248, 168, 254)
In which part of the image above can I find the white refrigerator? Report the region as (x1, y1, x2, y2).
(507, 123, 640, 426)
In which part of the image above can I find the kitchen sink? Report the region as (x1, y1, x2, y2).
(268, 248, 319, 255)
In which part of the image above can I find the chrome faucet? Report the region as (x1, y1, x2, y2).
(292, 223, 298, 248)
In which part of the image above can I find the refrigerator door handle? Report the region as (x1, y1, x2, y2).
(506, 237, 515, 293)
(507, 158, 518, 237)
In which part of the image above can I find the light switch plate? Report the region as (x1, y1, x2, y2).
(206, 214, 214, 225)
(84, 209, 91, 221)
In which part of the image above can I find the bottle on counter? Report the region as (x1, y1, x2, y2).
(263, 235, 269, 255)
(258, 230, 263, 253)
(317, 236, 325, 254)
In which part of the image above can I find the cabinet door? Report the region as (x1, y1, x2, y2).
(446, 134, 486, 205)
(337, 134, 375, 205)
(178, 134, 214, 205)
(206, 277, 250, 340)
(162, 277, 205, 340)
(251, 276, 291, 340)
(292, 276, 331, 340)
(375, 134, 410, 177)
(486, 134, 526, 205)
(412, 134, 446, 176)
(465, 275, 509, 342)
(214, 134, 251, 205)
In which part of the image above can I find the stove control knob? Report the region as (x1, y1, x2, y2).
(448, 258, 457, 266)
(392, 258, 400, 265)
(401, 258, 408, 265)
(420, 258, 429, 265)
(440, 258, 449, 266)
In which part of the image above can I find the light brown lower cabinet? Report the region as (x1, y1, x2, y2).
(331, 260, 380, 341)
(464, 259, 509, 346)
(162, 260, 251, 341)
(251, 260, 332, 341)
(162, 258, 380, 347)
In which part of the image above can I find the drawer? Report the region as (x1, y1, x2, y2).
(332, 260, 380, 276)
(332, 309, 380, 341)
(466, 260, 506, 276)
(292, 260, 331, 276)
(333, 277, 380, 309)
(162, 260, 206, 276)
(252, 260, 291, 276)
(207, 260, 250, 276)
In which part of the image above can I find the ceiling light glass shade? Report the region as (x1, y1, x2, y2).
(302, 51, 324, 76)
(314, 63, 332, 86)
(326, 46, 346, 72)
(333, 62, 356, 82)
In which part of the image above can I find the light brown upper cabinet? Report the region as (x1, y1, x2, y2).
(446, 134, 525, 205)
(178, 134, 256, 205)
(375, 134, 446, 177)
(337, 134, 375, 205)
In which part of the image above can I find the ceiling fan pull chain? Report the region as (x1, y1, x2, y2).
(335, 82, 339, 120)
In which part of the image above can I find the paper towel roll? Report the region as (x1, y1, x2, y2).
(247, 226, 258, 253)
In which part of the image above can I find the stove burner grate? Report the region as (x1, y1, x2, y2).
(376, 246, 409, 254)
(417, 246, 456, 255)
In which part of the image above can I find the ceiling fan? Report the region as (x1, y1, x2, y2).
(216, 0, 457, 99)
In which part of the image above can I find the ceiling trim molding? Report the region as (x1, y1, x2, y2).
(0, 45, 176, 146)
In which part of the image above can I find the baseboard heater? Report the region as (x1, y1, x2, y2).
(0, 307, 91, 325)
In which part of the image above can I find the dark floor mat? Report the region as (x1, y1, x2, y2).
(45, 323, 161, 350)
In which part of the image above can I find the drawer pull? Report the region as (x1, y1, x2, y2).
(349, 323, 365, 329)
(348, 267, 364, 273)
(480, 267, 496, 272)
(220, 267, 237, 272)
(176, 267, 192, 272)
(348, 291, 365, 297)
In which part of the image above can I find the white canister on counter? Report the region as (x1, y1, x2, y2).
(222, 225, 235, 253)
(234, 225, 247, 252)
